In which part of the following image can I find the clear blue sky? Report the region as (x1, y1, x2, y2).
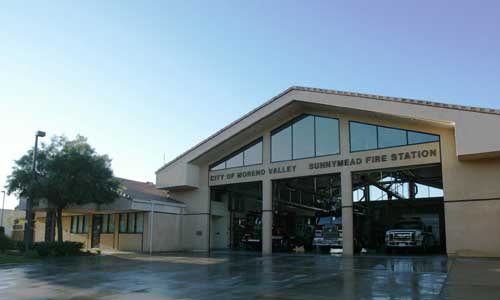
(1, 1, 499, 209)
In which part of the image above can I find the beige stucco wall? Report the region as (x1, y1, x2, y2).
(118, 233, 143, 251)
(34, 214, 91, 248)
(439, 124, 500, 257)
(156, 162, 200, 190)
(69, 233, 90, 248)
(159, 102, 500, 257)
(34, 215, 45, 242)
(142, 212, 183, 252)
(33, 208, 188, 253)
(444, 200, 500, 257)
(168, 164, 211, 252)
(100, 234, 115, 250)
(180, 214, 210, 251)
(441, 132, 500, 200)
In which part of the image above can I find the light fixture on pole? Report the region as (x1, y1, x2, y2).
(24, 130, 46, 251)
(1, 191, 5, 228)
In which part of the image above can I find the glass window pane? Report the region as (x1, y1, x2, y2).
(292, 116, 315, 159)
(119, 213, 127, 233)
(415, 182, 443, 198)
(315, 117, 340, 156)
(271, 126, 292, 162)
(102, 214, 108, 233)
(108, 214, 115, 233)
(243, 141, 262, 166)
(225, 152, 243, 168)
(350, 122, 377, 151)
(274, 181, 290, 204)
(128, 213, 136, 233)
(298, 177, 315, 207)
(210, 161, 225, 171)
(78, 216, 84, 233)
(316, 175, 341, 210)
(83, 216, 89, 233)
(136, 213, 144, 233)
(290, 179, 301, 204)
(71, 216, 77, 233)
(378, 127, 407, 148)
(408, 131, 439, 144)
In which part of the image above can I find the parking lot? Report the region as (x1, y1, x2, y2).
(0, 252, 499, 299)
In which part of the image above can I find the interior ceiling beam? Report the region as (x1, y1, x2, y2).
(275, 199, 330, 213)
(366, 178, 406, 200)
(222, 188, 262, 201)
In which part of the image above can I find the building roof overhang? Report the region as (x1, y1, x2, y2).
(31, 177, 186, 213)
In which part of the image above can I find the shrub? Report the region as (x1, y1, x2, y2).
(16, 241, 25, 252)
(0, 234, 14, 253)
(24, 249, 40, 259)
(32, 241, 84, 257)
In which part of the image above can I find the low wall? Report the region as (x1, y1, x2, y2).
(100, 233, 115, 250)
(118, 233, 143, 251)
(445, 199, 500, 257)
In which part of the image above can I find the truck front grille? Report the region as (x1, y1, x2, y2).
(391, 233, 414, 241)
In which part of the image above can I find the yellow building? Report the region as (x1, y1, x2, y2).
(34, 178, 185, 252)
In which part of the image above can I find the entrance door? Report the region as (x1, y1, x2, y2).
(91, 215, 103, 248)
(211, 216, 228, 249)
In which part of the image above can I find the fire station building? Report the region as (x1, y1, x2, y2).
(156, 86, 500, 257)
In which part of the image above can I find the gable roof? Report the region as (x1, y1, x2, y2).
(156, 86, 500, 174)
(116, 177, 182, 205)
(295, 86, 500, 115)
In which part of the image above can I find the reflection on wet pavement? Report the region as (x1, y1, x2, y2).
(0, 253, 498, 299)
(119, 254, 228, 265)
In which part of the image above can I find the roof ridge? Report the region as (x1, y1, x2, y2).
(115, 177, 154, 185)
(291, 86, 500, 115)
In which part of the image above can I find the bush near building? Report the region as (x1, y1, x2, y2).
(1, 230, 86, 264)
(1, 231, 84, 257)
(32, 241, 84, 257)
(0, 234, 14, 253)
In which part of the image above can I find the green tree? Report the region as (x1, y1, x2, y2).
(6, 135, 122, 243)
(5, 138, 55, 204)
(5, 137, 58, 241)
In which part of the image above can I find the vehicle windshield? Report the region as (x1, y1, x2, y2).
(394, 222, 423, 230)
(317, 217, 333, 225)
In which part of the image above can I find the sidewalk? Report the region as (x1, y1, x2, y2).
(440, 258, 500, 299)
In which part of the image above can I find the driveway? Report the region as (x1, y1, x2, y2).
(0, 252, 499, 299)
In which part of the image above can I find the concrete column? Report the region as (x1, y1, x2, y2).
(176, 211, 183, 250)
(341, 170, 354, 256)
(262, 179, 273, 255)
(87, 214, 93, 249)
(113, 213, 120, 250)
(148, 210, 154, 254)
(262, 132, 271, 164)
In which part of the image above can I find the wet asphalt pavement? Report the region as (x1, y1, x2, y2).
(0, 252, 499, 300)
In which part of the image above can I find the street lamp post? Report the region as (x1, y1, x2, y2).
(24, 130, 46, 251)
(1, 191, 5, 230)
